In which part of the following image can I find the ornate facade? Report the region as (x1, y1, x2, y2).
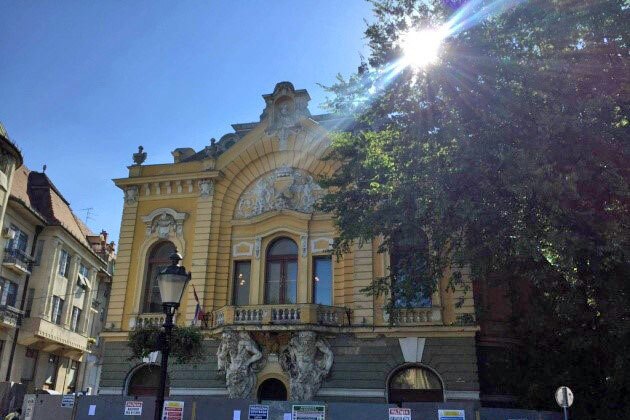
(100, 82, 479, 403)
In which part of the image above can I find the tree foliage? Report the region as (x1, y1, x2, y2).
(320, 0, 629, 417)
(128, 325, 205, 364)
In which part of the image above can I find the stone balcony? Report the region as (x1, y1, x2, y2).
(382, 306, 443, 326)
(18, 317, 89, 354)
(0, 304, 23, 328)
(130, 312, 178, 329)
(212, 304, 350, 330)
(2, 248, 33, 274)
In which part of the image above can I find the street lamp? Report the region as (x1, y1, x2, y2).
(154, 251, 190, 420)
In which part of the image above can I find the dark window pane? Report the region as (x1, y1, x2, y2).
(265, 262, 282, 304)
(143, 242, 176, 313)
(285, 261, 297, 304)
(268, 238, 298, 256)
(233, 261, 251, 306)
(313, 257, 332, 305)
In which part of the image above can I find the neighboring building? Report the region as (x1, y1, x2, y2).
(0, 123, 115, 400)
(100, 82, 479, 403)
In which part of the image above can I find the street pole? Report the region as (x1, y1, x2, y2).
(562, 387, 569, 420)
(154, 307, 174, 420)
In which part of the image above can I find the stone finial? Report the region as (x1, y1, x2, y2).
(133, 146, 147, 166)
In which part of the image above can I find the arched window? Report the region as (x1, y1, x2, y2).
(143, 241, 177, 313)
(388, 365, 444, 403)
(127, 364, 169, 396)
(265, 238, 298, 304)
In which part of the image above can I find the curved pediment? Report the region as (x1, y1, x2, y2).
(235, 166, 324, 219)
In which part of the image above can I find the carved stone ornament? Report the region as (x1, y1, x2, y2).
(217, 330, 264, 399)
(279, 331, 333, 401)
(124, 186, 139, 205)
(261, 82, 311, 150)
(133, 145, 147, 165)
(198, 179, 214, 198)
(254, 237, 262, 259)
(235, 166, 323, 219)
(141, 208, 187, 239)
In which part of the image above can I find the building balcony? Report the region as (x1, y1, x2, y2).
(130, 312, 178, 329)
(2, 248, 33, 274)
(211, 304, 351, 330)
(18, 317, 89, 354)
(0, 304, 23, 328)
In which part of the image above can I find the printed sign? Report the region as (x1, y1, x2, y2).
(438, 409, 465, 420)
(23, 395, 36, 420)
(249, 404, 270, 420)
(61, 394, 75, 408)
(162, 401, 185, 420)
(292, 405, 326, 420)
(124, 401, 144, 416)
(389, 407, 411, 420)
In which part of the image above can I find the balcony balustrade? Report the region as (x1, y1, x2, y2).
(212, 304, 350, 329)
(2, 248, 33, 274)
(132, 312, 178, 329)
(383, 306, 443, 325)
(0, 304, 23, 328)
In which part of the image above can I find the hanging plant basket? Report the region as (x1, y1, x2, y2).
(128, 325, 205, 364)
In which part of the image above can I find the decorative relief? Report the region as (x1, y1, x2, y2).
(124, 186, 139, 205)
(235, 166, 323, 219)
(254, 237, 262, 259)
(311, 238, 334, 254)
(233, 241, 253, 257)
(217, 330, 264, 399)
(198, 179, 214, 198)
(142, 208, 187, 239)
(300, 235, 308, 257)
(279, 331, 333, 401)
(262, 82, 311, 150)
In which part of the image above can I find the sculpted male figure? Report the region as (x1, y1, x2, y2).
(217, 330, 263, 398)
(280, 331, 333, 400)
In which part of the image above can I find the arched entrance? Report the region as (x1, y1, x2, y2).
(257, 378, 288, 401)
(126, 364, 169, 397)
(265, 237, 298, 304)
(387, 364, 444, 403)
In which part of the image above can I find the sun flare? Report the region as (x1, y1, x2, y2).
(399, 28, 446, 68)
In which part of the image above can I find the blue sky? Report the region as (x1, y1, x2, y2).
(0, 0, 372, 243)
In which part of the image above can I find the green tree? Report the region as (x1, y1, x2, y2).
(320, 0, 629, 417)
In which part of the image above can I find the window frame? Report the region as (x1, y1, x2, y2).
(312, 255, 333, 306)
(58, 250, 71, 278)
(264, 237, 298, 305)
(70, 306, 82, 332)
(232, 259, 252, 306)
(51, 295, 65, 325)
(142, 241, 177, 313)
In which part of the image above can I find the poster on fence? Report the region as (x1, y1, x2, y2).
(249, 404, 270, 420)
(61, 394, 75, 408)
(292, 404, 326, 420)
(162, 401, 185, 420)
(389, 407, 412, 420)
(438, 409, 465, 420)
(124, 401, 143, 416)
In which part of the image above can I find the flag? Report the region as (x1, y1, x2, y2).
(192, 284, 207, 327)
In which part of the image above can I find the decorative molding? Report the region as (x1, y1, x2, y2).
(124, 186, 139, 205)
(235, 166, 323, 219)
(300, 235, 308, 257)
(262, 82, 311, 150)
(233, 241, 254, 257)
(311, 237, 333, 253)
(169, 388, 229, 396)
(142, 208, 188, 239)
(198, 179, 214, 199)
(445, 390, 480, 400)
(316, 388, 385, 398)
(98, 387, 123, 395)
(254, 237, 262, 260)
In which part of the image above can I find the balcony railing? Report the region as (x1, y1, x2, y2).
(212, 304, 350, 328)
(0, 304, 23, 328)
(132, 312, 178, 329)
(2, 248, 33, 274)
(383, 306, 443, 325)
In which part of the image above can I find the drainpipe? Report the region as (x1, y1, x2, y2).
(5, 225, 44, 381)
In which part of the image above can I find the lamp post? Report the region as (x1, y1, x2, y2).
(154, 251, 190, 420)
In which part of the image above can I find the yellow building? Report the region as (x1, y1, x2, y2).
(100, 82, 479, 403)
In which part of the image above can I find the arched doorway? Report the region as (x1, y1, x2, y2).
(127, 364, 169, 397)
(387, 364, 444, 403)
(265, 237, 298, 304)
(258, 378, 288, 401)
